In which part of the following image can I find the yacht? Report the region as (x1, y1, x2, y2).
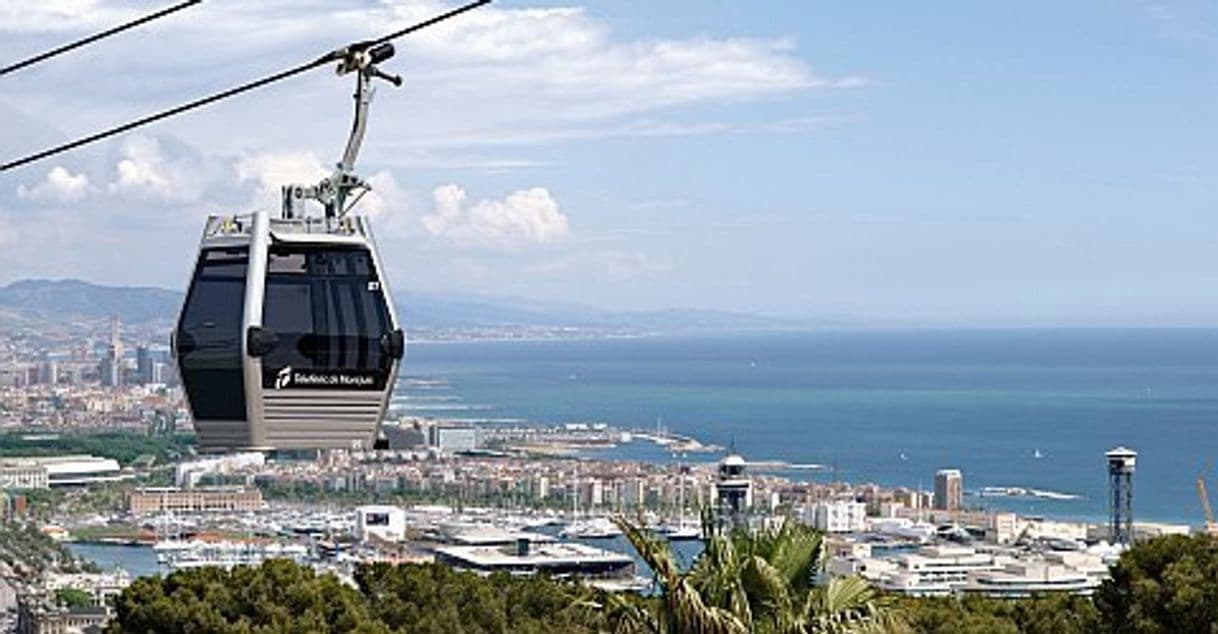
(657, 523, 701, 541)
(561, 517, 622, 539)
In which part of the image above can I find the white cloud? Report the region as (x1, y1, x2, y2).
(226, 152, 565, 250)
(395, 8, 837, 119)
(0, 1, 860, 159)
(111, 137, 171, 196)
(16, 166, 89, 202)
(106, 135, 218, 203)
(0, 1, 854, 305)
(422, 184, 569, 248)
(0, 0, 134, 32)
(387, 115, 857, 150)
(231, 153, 418, 227)
(235, 151, 328, 188)
(235, 151, 329, 210)
(362, 171, 398, 219)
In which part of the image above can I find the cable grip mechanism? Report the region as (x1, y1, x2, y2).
(282, 41, 403, 222)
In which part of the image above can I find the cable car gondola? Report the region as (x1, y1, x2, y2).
(173, 43, 406, 451)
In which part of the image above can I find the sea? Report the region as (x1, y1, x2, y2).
(71, 329, 1218, 576)
(399, 329, 1218, 527)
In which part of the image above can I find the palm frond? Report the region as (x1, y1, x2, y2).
(600, 591, 661, 634)
(614, 514, 750, 634)
(669, 576, 750, 634)
(803, 576, 904, 634)
(740, 554, 800, 633)
(765, 520, 825, 592)
(690, 530, 753, 625)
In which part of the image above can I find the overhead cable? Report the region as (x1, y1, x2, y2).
(1, 0, 203, 77)
(1, 0, 491, 172)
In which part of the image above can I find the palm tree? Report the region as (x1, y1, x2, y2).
(615, 518, 749, 634)
(612, 515, 903, 634)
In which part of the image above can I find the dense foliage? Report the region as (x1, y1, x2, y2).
(107, 559, 615, 634)
(900, 594, 1100, 634)
(1095, 533, 1218, 633)
(55, 587, 94, 609)
(356, 562, 609, 633)
(256, 477, 572, 511)
(109, 559, 383, 633)
(104, 533, 1218, 633)
(0, 431, 193, 465)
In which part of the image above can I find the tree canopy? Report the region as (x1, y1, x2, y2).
(103, 534, 1218, 633)
(108, 559, 383, 633)
(900, 594, 1099, 634)
(1095, 533, 1218, 633)
(107, 559, 615, 634)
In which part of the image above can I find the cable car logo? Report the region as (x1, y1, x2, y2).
(275, 366, 293, 389)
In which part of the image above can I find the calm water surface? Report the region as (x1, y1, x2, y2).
(400, 329, 1218, 526)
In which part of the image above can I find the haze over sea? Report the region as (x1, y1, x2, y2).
(400, 329, 1218, 527)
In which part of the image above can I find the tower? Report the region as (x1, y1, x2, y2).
(1107, 446, 1136, 545)
(716, 452, 752, 530)
(109, 314, 123, 359)
(934, 469, 963, 511)
(100, 314, 123, 387)
(136, 345, 152, 385)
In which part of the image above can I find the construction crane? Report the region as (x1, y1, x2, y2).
(1196, 476, 1218, 536)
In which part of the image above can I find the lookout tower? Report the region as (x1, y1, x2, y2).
(1106, 446, 1136, 545)
(716, 453, 753, 530)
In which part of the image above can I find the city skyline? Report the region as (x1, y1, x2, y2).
(0, 1, 1215, 326)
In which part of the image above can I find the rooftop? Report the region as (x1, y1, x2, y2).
(436, 542, 632, 569)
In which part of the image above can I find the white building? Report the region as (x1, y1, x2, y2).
(865, 545, 1008, 597)
(435, 542, 634, 579)
(580, 479, 605, 509)
(43, 571, 132, 607)
(809, 501, 866, 534)
(355, 505, 407, 542)
(428, 426, 478, 454)
(961, 561, 1101, 597)
(843, 544, 1109, 598)
(174, 452, 266, 488)
(0, 455, 122, 488)
(867, 517, 937, 543)
(0, 463, 48, 489)
(42, 456, 123, 486)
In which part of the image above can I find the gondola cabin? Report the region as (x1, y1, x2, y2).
(173, 212, 403, 451)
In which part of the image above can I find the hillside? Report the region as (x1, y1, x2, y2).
(0, 279, 835, 333)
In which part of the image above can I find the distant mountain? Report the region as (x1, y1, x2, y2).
(0, 279, 844, 332)
(0, 279, 181, 324)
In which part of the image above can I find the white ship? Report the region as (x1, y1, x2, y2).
(154, 539, 309, 570)
(560, 517, 622, 539)
(656, 523, 701, 541)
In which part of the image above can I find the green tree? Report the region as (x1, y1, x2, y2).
(0, 431, 193, 466)
(900, 594, 1098, 634)
(355, 561, 608, 633)
(1095, 534, 1218, 634)
(55, 587, 93, 609)
(615, 515, 902, 633)
(108, 559, 385, 633)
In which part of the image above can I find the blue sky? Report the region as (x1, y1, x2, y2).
(0, 1, 1214, 325)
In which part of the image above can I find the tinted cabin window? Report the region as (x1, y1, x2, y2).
(176, 248, 248, 420)
(262, 246, 392, 385)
